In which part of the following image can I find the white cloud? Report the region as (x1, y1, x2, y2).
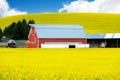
(59, 0, 120, 13)
(0, 0, 27, 17)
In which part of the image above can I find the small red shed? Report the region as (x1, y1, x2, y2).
(26, 24, 87, 48)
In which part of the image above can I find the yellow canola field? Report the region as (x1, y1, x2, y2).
(0, 48, 120, 80)
(1, 13, 120, 33)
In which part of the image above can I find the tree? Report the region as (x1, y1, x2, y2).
(3, 27, 8, 37)
(7, 23, 16, 38)
(24, 25, 30, 39)
(0, 28, 3, 39)
(10, 22, 17, 38)
(3, 19, 35, 40)
(16, 21, 23, 39)
(31, 20, 35, 24)
(28, 20, 35, 24)
(22, 19, 27, 26)
(22, 19, 28, 39)
(12, 22, 21, 40)
(3, 22, 17, 39)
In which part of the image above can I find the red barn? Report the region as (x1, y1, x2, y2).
(26, 24, 87, 48)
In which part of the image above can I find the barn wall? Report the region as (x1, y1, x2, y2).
(41, 44, 89, 48)
(26, 27, 39, 48)
(39, 38, 87, 48)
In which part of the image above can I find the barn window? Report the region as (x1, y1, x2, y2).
(69, 45, 75, 48)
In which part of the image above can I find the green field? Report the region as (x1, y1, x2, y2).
(0, 48, 120, 80)
(1, 13, 120, 33)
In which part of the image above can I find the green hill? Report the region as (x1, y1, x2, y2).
(0, 12, 120, 33)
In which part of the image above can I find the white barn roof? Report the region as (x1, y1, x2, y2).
(30, 24, 120, 39)
(87, 33, 120, 39)
(30, 24, 86, 38)
(104, 34, 114, 38)
(87, 34, 105, 39)
(113, 33, 120, 38)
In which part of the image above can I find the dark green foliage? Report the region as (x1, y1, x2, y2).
(29, 20, 35, 24)
(25, 25, 30, 39)
(22, 19, 31, 39)
(3, 19, 35, 40)
(0, 28, 3, 39)
(3, 27, 8, 37)
(22, 19, 27, 26)
(14, 21, 22, 39)
(4, 23, 16, 38)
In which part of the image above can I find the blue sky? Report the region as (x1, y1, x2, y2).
(7, 0, 94, 13)
(1, 0, 119, 17)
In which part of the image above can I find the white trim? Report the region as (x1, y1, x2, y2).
(37, 38, 39, 48)
(27, 42, 37, 43)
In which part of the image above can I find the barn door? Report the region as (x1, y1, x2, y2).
(69, 45, 75, 48)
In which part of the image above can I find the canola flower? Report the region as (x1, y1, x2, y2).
(0, 48, 120, 80)
(1, 13, 120, 33)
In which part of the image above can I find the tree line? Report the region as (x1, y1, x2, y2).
(0, 19, 35, 40)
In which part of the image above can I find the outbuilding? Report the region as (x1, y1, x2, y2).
(87, 33, 120, 48)
(26, 24, 88, 48)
